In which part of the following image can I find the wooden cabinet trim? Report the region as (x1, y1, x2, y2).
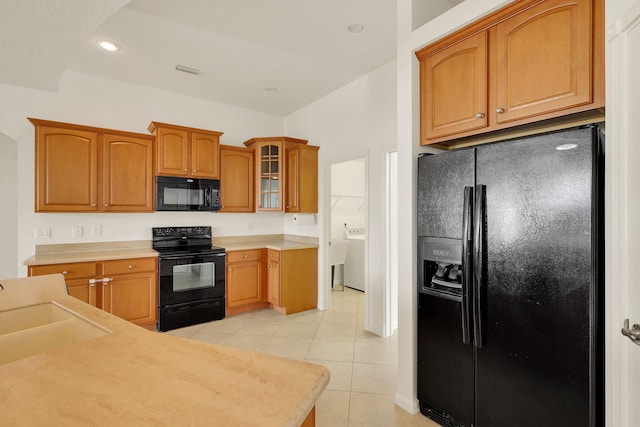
(29, 118, 153, 141)
(148, 121, 223, 137)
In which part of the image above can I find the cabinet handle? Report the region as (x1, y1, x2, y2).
(193, 169, 197, 172)
(496, 108, 505, 114)
(102, 278, 112, 284)
(128, 265, 133, 269)
(91, 203, 96, 207)
(267, 264, 271, 269)
(104, 204, 108, 207)
(476, 112, 485, 118)
(62, 271, 68, 275)
(184, 169, 188, 172)
(286, 205, 290, 209)
(243, 254, 248, 258)
(228, 268, 232, 272)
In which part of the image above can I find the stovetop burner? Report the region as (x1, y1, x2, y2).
(152, 226, 223, 256)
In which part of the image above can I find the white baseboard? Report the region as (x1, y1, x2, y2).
(394, 393, 419, 414)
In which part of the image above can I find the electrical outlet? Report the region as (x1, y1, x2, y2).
(34, 227, 51, 239)
(72, 225, 83, 238)
(93, 225, 102, 236)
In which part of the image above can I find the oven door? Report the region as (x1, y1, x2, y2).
(158, 252, 226, 307)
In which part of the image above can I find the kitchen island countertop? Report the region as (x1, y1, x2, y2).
(0, 275, 329, 426)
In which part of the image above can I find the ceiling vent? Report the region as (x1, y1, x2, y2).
(175, 65, 201, 75)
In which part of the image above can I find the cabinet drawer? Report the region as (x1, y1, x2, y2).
(102, 258, 157, 275)
(29, 262, 97, 279)
(268, 250, 280, 263)
(227, 249, 263, 263)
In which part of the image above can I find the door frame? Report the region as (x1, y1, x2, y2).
(605, 1, 640, 426)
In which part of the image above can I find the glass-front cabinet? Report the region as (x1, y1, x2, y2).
(258, 142, 282, 210)
(244, 136, 316, 212)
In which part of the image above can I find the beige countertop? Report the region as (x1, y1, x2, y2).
(24, 236, 319, 266)
(0, 275, 329, 426)
(214, 235, 319, 252)
(24, 241, 158, 266)
(219, 240, 319, 252)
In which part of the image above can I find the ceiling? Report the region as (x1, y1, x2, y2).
(1, 0, 464, 116)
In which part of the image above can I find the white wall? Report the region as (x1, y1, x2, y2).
(284, 60, 397, 317)
(0, 70, 286, 277)
(0, 132, 18, 280)
(395, 0, 515, 414)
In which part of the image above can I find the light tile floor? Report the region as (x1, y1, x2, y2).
(167, 287, 440, 427)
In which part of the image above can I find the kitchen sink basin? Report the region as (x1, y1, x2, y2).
(0, 302, 110, 365)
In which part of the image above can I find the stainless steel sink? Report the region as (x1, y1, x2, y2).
(0, 302, 110, 365)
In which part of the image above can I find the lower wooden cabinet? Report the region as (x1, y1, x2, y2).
(225, 247, 318, 316)
(268, 248, 318, 315)
(28, 257, 158, 327)
(225, 249, 268, 316)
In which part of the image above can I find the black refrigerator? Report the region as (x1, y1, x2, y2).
(416, 125, 604, 427)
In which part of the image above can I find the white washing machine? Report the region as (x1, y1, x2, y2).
(344, 226, 365, 292)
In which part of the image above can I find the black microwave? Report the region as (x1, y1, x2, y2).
(155, 176, 221, 212)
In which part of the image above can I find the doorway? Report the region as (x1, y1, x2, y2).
(323, 150, 398, 337)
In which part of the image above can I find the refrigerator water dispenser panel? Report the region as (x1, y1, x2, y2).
(418, 237, 463, 295)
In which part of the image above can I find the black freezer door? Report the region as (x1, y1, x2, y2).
(474, 127, 600, 427)
(417, 149, 475, 426)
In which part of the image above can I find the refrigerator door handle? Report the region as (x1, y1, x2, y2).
(473, 184, 486, 348)
(461, 186, 474, 345)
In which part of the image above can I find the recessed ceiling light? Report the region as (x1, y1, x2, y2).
(264, 87, 278, 93)
(347, 24, 365, 34)
(97, 40, 121, 52)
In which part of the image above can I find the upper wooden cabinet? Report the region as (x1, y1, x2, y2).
(148, 122, 223, 179)
(416, 0, 604, 145)
(219, 145, 255, 213)
(286, 144, 319, 213)
(102, 134, 154, 212)
(244, 136, 319, 213)
(30, 118, 154, 213)
(420, 31, 488, 140)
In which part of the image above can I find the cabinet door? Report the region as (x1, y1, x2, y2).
(420, 31, 488, 141)
(191, 131, 220, 179)
(103, 134, 153, 212)
(220, 146, 254, 212)
(279, 248, 318, 315)
(286, 145, 318, 213)
(227, 260, 263, 307)
(267, 254, 281, 306)
(494, 0, 592, 124)
(66, 278, 98, 307)
(257, 142, 283, 211)
(35, 126, 99, 212)
(156, 127, 189, 176)
(102, 272, 157, 326)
